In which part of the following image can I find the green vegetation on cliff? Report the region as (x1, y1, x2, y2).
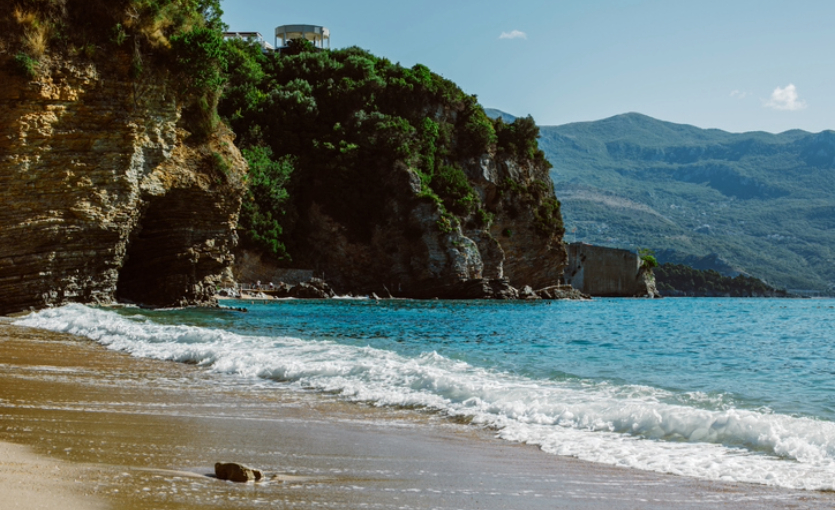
(655, 263, 790, 297)
(219, 41, 555, 262)
(2, 0, 228, 137)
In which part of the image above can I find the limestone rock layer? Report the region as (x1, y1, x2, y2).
(0, 57, 246, 315)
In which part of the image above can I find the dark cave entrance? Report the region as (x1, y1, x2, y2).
(116, 190, 213, 307)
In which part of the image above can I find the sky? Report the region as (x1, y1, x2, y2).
(220, 0, 835, 133)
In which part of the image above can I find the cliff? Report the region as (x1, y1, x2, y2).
(0, 55, 246, 315)
(293, 151, 567, 299)
(222, 44, 573, 299)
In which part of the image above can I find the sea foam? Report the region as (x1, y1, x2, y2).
(15, 304, 835, 490)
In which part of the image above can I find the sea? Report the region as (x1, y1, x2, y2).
(15, 297, 835, 492)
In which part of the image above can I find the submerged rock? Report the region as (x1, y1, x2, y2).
(214, 462, 263, 483)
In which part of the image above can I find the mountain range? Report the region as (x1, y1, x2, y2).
(485, 109, 835, 293)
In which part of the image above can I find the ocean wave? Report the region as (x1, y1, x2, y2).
(15, 304, 835, 490)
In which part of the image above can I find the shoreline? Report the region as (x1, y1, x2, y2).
(2, 321, 834, 509)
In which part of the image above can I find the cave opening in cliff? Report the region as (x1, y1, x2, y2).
(116, 190, 220, 307)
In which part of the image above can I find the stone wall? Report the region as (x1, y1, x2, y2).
(564, 243, 659, 297)
(232, 250, 314, 286)
(0, 56, 246, 315)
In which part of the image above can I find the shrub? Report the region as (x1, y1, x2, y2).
(458, 96, 496, 158)
(112, 23, 127, 46)
(169, 27, 227, 95)
(494, 115, 551, 168)
(13, 52, 39, 79)
(14, 7, 48, 58)
(3, 0, 230, 139)
(168, 27, 227, 138)
(211, 151, 230, 176)
(534, 197, 564, 237)
(432, 164, 478, 215)
(638, 248, 659, 270)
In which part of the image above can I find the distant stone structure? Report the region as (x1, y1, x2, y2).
(223, 31, 275, 52)
(232, 250, 315, 287)
(275, 24, 330, 49)
(564, 243, 660, 298)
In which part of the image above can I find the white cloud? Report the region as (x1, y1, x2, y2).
(764, 84, 807, 111)
(499, 30, 527, 40)
(730, 90, 749, 99)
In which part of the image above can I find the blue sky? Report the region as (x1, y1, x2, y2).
(220, 0, 834, 133)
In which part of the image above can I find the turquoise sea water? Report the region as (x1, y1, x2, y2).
(16, 298, 835, 490)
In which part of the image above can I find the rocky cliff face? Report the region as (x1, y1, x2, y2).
(0, 56, 246, 315)
(288, 151, 568, 298)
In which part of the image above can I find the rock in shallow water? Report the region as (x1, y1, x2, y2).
(214, 462, 263, 483)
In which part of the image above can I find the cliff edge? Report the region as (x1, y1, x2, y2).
(0, 2, 246, 315)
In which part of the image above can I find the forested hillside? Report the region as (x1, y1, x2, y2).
(654, 264, 790, 297)
(502, 111, 835, 293)
(218, 41, 567, 297)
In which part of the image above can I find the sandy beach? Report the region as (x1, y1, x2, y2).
(1, 320, 833, 510)
(0, 441, 108, 510)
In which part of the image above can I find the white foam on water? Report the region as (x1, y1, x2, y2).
(15, 305, 835, 490)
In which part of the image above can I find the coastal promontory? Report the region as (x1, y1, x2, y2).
(1, 3, 575, 312)
(223, 41, 571, 298)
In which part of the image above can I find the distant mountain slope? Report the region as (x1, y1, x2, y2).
(532, 112, 835, 293)
(483, 108, 517, 124)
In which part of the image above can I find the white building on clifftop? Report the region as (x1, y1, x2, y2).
(275, 24, 330, 50)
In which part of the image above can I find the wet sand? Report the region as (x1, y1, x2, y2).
(0, 441, 108, 510)
(1, 321, 833, 510)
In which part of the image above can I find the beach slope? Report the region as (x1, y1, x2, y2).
(1, 322, 832, 510)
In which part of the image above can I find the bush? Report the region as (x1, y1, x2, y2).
(211, 151, 230, 176)
(458, 96, 496, 158)
(169, 27, 227, 94)
(638, 248, 659, 270)
(432, 164, 478, 215)
(534, 197, 564, 237)
(168, 27, 227, 138)
(13, 52, 39, 79)
(4, 1, 230, 138)
(494, 115, 551, 168)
